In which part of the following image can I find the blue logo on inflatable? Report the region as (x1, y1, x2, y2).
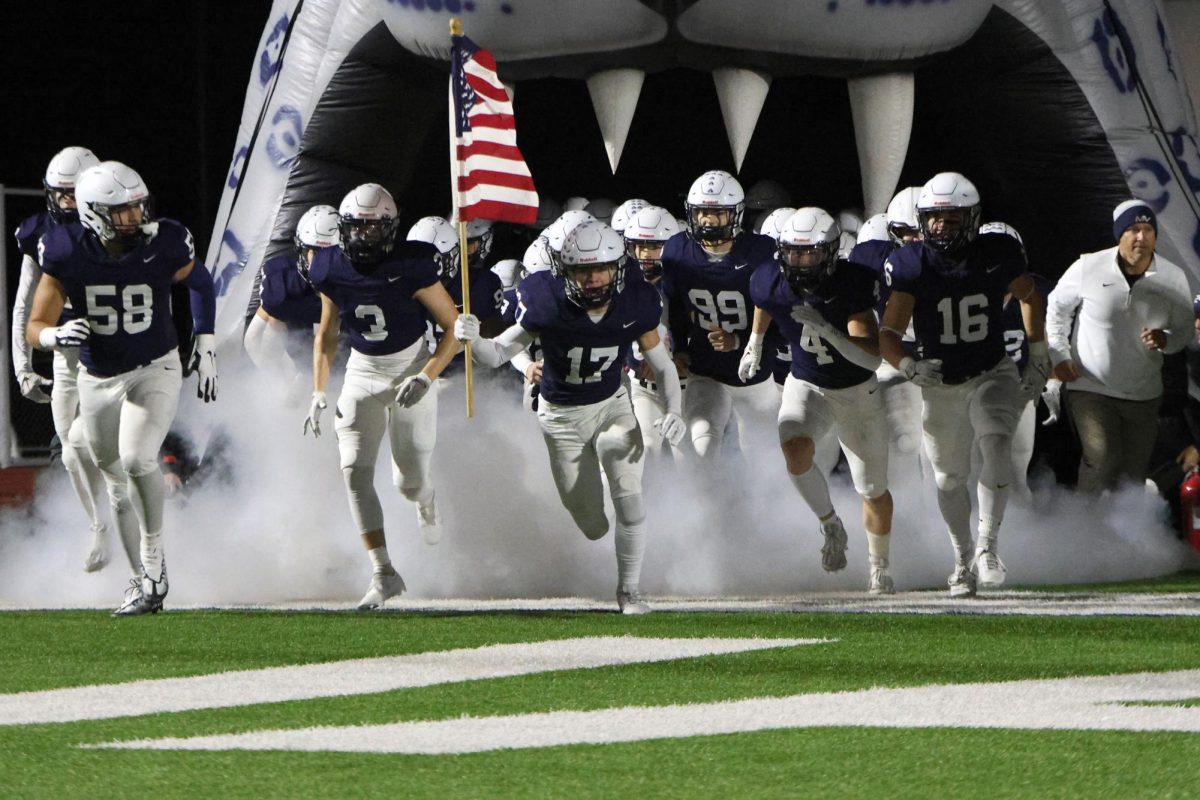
(1091, 11, 1137, 94)
(227, 146, 250, 189)
(265, 105, 304, 169)
(1124, 157, 1170, 212)
(213, 229, 249, 299)
(260, 14, 289, 86)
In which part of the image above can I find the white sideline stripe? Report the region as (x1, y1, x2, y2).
(93, 670, 1200, 754)
(0, 636, 815, 726)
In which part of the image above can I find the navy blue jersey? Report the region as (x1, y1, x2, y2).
(39, 219, 195, 376)
(884, 232, 1028, 383)
(751, 259, 880, 389)
(445, 269, 505, 320)
(848, 238, 899, 316)
(661, 231, 777, 385)
(516, 270, 662, 406)
(309, 242, 440, 356)
(501, 286, 519, 326)
(1000, 272, 1053, 373)
(260, 253, 321, 327)
(16, 211, 77, 323)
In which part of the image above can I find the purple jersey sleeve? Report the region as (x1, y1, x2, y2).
(261, 253, 321, 327)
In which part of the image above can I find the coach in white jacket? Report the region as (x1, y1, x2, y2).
(1046, 200, 1194, 494)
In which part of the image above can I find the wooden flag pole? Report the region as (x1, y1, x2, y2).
(450, 17, 474, 418)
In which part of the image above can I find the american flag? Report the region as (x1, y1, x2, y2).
(451, 33, 539, 225)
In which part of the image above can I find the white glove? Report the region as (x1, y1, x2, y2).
(395, 373, 432, 408)
(1041, 379, 1063, 426)
(737, 341, 762, 383)
(17, 370, 52, 403)
(899, 355, 943, 387)
(189, 333, 218, 402)
(1020, 341, 1051, 404)
(654, 412, 687, 447)
(454, 313, 480, 342)
(38, 318, 91, 350)
(303, 391, 327, 437)
(790, 305, 835, 339)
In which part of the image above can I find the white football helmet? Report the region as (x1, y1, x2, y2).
(338, 183, 399, 266)
(623, 205, 681, 281)
(610, 198, 649, 234)
(522, 237, 555, 275)
(685, 169, 745, 244)
(465, 218, 494, 268)
(541, 209, 597, 257)
(856, 213, 890, 245)
(563, 196, 590, 212)
(44, 146, 100, 223)
(885, 186, 922, 244)
(979, 220, 1024, 245)
(837, 209, 863, 236)
(75, 161, 155, 247)
(756, 207, 797, 242)
(558, 221, 626, 309)
(777, 207, 841, 294)
(491, 258, 523, 290)
(407, 215, 460, 280)
(916, 172, 981, 255)
(294, 204, 340, 278)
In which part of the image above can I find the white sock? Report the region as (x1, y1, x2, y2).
(368, 546, 392, 572)
(936, 486, 974, 565)
(976, 484, 1006, 551)
(867, 532, 890, 562)
(613, 495, 646, 593)
(140, 529, 163, 579)
(789, 466, 835, 520)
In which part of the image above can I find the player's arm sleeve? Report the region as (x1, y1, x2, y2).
(509, 347, 535, 375)
(642, 326, 682, 416)
(10, 255, 41, 376)
(471, 323, 537, 368)
(181, 259, 217, 335)
(1045, 260, 1082, 366)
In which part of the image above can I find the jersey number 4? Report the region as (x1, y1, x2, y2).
(936, 294, 988, 344)
(86, 284, 153, 335)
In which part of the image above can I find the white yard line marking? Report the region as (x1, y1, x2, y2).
(0, 636, 817, 726)
(93, 670, 1200, 754)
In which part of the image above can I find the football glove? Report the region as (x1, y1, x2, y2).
(303, 391, 327, 437)
(1041, 379, 1063, 426)
(395, 373, 432, 408)
(1021, 340, 1051, 404)
(737, 340, 762, 383)
(38, 318, 91, 350)
(454, 313, 480, 342)
(899, 356, 943, 388)
(17, 370, 52, 403)
(189, 333, 218, 402)
(654, 412, 687, 447)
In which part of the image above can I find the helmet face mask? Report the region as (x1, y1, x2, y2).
(686, 170, 745, 245)
(76, 161, 156, 248)
(465, 219, 493, 270)
(44, 146, 100, 224)
(775, 207, 841, 295)
(557, 221, 627, 309)
(294, 204, 340, 281)
(338, 183, 399, 268)
(916, 172, 981, 256)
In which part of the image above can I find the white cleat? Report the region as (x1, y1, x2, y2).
(357, 569, 406, 610)
(616, 589, 651, 615)
(948, 564, 977, 598)
(819, 517, 848, 573)
(416, 494, 442, 545)
(868, 557, 894, 595)
(83, 523, 110, 573)
(974, 548, 1007, 588)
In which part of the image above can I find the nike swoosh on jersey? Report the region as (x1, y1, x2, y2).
(623, 320, 637, 328)
(1101, 282, 1115, 287)
(143, 254, 158, 263)
(388, 275, 403, 282)
(732, 262, 749, 270)
(985, 264, 1000, 273)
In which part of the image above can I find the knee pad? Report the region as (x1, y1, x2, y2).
(60, 442, 81, 473)
(398, 484, 426, 503)
(613, 494, 645, 528)
(777, 419, 810, 445)
(120, 454, 160, 479)
(934, 470, 966, 492)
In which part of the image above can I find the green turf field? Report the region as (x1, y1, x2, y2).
(2, 590, 1199, 799)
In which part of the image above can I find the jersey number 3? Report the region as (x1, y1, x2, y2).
(86, 284, 153, 335)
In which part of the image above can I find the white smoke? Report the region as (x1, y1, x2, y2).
(0, 355, 1195, 608)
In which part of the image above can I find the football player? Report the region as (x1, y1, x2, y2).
(623, 205, 682, 455)
(28, 161, 218, 616)
(10, 146, 114, 573)
(243, 204, 339, 399)
(609, 198, 649, 235)
(304, 184, 462, 610)
(660, 170, 779, 461)
(741, 209, 894, 593)
(879, 172, 1048, 597)
(849, 186, 926, 476)
(455, 221, 686, 614)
